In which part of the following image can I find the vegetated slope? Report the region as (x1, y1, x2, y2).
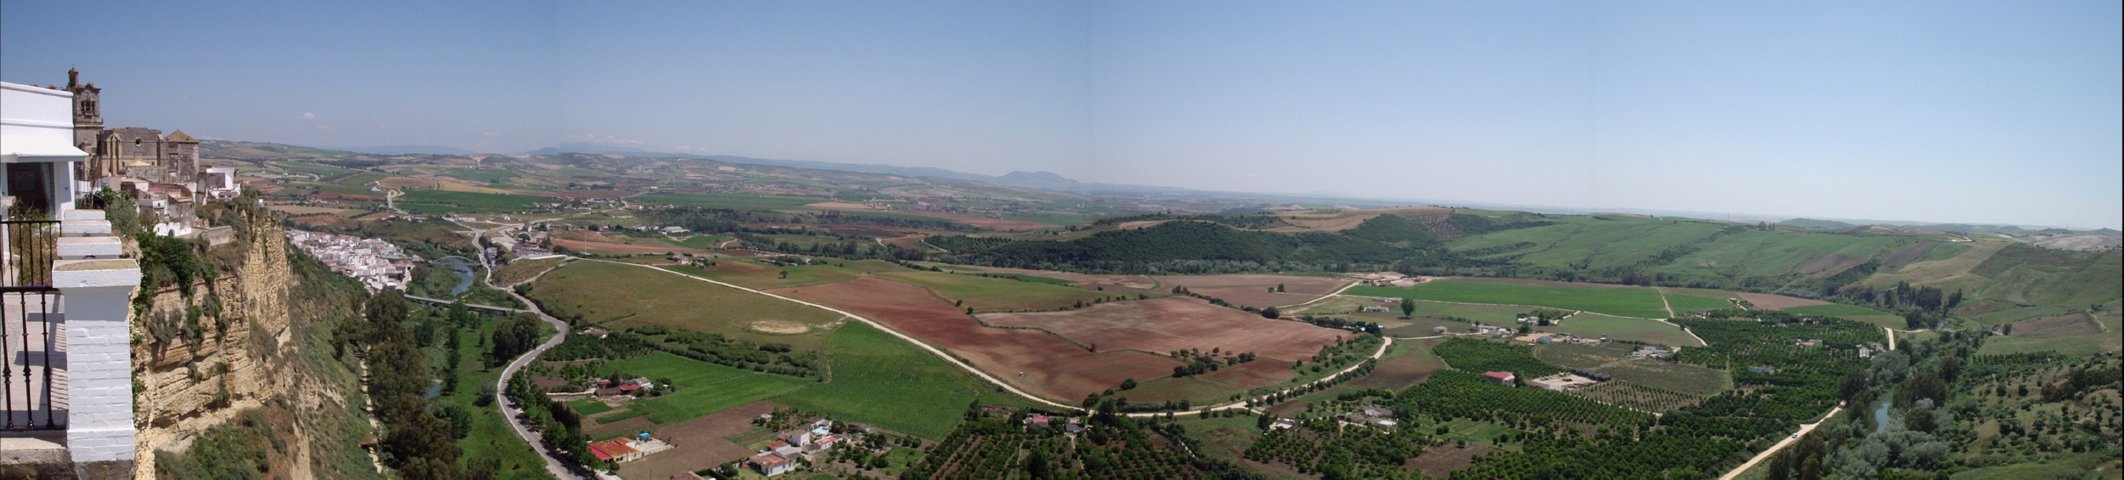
(930, 216, 1442, 273)
(145, 204, 382, 479)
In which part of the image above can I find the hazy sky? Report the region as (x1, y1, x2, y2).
(5, 1, 2117, 228)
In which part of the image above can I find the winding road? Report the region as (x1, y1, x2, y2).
(450, 219, 586, 480)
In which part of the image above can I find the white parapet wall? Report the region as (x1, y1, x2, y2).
(50, 208, 142, 465)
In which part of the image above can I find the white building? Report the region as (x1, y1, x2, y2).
(1, 80, 147, 476)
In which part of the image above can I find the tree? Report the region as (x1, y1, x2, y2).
(1261, 307, 1281, 319)
(1120, 378, 1137, 390)
(1400, 298, 1415, 318)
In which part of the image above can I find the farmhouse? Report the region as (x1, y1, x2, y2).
(749, 452, 794, 476)
(1483, 371, 1517, 385)
(1748, 366, 1778, 375)
(588, 439, 643, 463)
(1794, 338, 1823, 347)
(1526, 373, 1599, 392)
(1631, 346, 1671, 359)
(1269, 418, 1300, 431)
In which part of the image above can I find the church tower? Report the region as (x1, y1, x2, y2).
(65, 68, 108, 181)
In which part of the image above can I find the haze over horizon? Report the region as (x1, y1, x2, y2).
(4, 1, 2117, 229)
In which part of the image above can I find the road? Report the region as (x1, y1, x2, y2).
(1717, 404, 1845, 480)
(453, 219, 585, 480)
(1717, 322, 1899, 480)
(1122, 336, 1394, 418)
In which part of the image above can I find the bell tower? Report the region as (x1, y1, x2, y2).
(66, 68, 108, 181)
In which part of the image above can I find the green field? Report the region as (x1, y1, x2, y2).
(772, 322, 1035, 439)
(1659, 290, 1735, 315)
(874, 271, 1112, 312)
(1347, 279, 1670, 318)
(1783, 303, 1904, 329)
(1449, 216, 1728, 272)
(443, 168, 521, 183)
(397, 190, 548, 214)
(663, 259, 904, 290)
(635, 192, 820, 209)
(528, 261, 845, 351)
(1535, 313, 1703, 347)
(430, 314, 551, 479)
(597, 353, 813, 425)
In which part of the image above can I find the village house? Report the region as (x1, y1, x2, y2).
(1483, 371, 1517, 386)
(588, 438, 644, 463)
(749, 452, 794, 476)
(1269, 418, 1300, 431)
(1794, 338, 1823, 347)
(1631, 345, 1672, 360)
(1748, 366, 1778, 375)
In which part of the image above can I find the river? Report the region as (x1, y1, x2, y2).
(436, 256, 476, 296)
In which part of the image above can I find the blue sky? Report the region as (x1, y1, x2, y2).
(5, 1, 2117, 228)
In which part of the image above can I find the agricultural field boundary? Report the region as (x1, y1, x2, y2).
(586, 259, 1089, 412)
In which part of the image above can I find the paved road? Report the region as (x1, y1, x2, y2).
(453, 220, 585, 480)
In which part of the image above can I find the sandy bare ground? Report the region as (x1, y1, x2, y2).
(1736, 292, 1830, 310)
(979, 297, 1346, 363)
(617, 401, 779, 480)
(773, 276, 1180, 402)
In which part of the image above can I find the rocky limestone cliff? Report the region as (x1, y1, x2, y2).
(127, 218, 373, 479)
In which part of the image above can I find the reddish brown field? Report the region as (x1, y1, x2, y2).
(1190, 288, 1328, 309)
(979, 297, 1347, 363)
(1738, 291, 1830, 310)
(552, 230, 713, 255)
(616, 401, 778, 480)
(1408, 444, 1490, 478)
(772, 276, 1178, 401)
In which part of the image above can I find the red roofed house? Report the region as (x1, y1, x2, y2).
(588, 438, 643, 463)
(1483, 371, 1516, 385)
(750, 452, 794, 476)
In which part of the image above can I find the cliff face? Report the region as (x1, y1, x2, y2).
(128, 218, 378, 479)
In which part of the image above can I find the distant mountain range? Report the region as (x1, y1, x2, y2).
(200, 139, 2114, 234)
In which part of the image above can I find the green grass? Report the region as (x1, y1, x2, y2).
(276, 161, 361, 177)
(1784, 303, 1905, 329)
(874, 271, 1112, 312)
(1659, 290, 1735, 315)
(773, 322, 1034, 439)
(1348, 279, 1671, 318)
(443, 168, 520, 183)
(434, 315, 551, 479)
(663, 259, 905, 289)
(397, 190, 548, 214)
(1950, 452, 2123, 480)
(1535, 313, 1702, 347)
(568, 399, 614, 416)
(636, 192, 820, 209)
(528, 261, 845, 351)
(596, 353, 813, 425)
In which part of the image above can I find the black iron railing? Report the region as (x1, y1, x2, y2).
(3, 218, 63, 431)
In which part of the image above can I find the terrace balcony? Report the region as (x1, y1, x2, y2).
(2, 81, 144, 479)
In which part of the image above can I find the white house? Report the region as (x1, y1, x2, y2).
(1, 80, 146, 477)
